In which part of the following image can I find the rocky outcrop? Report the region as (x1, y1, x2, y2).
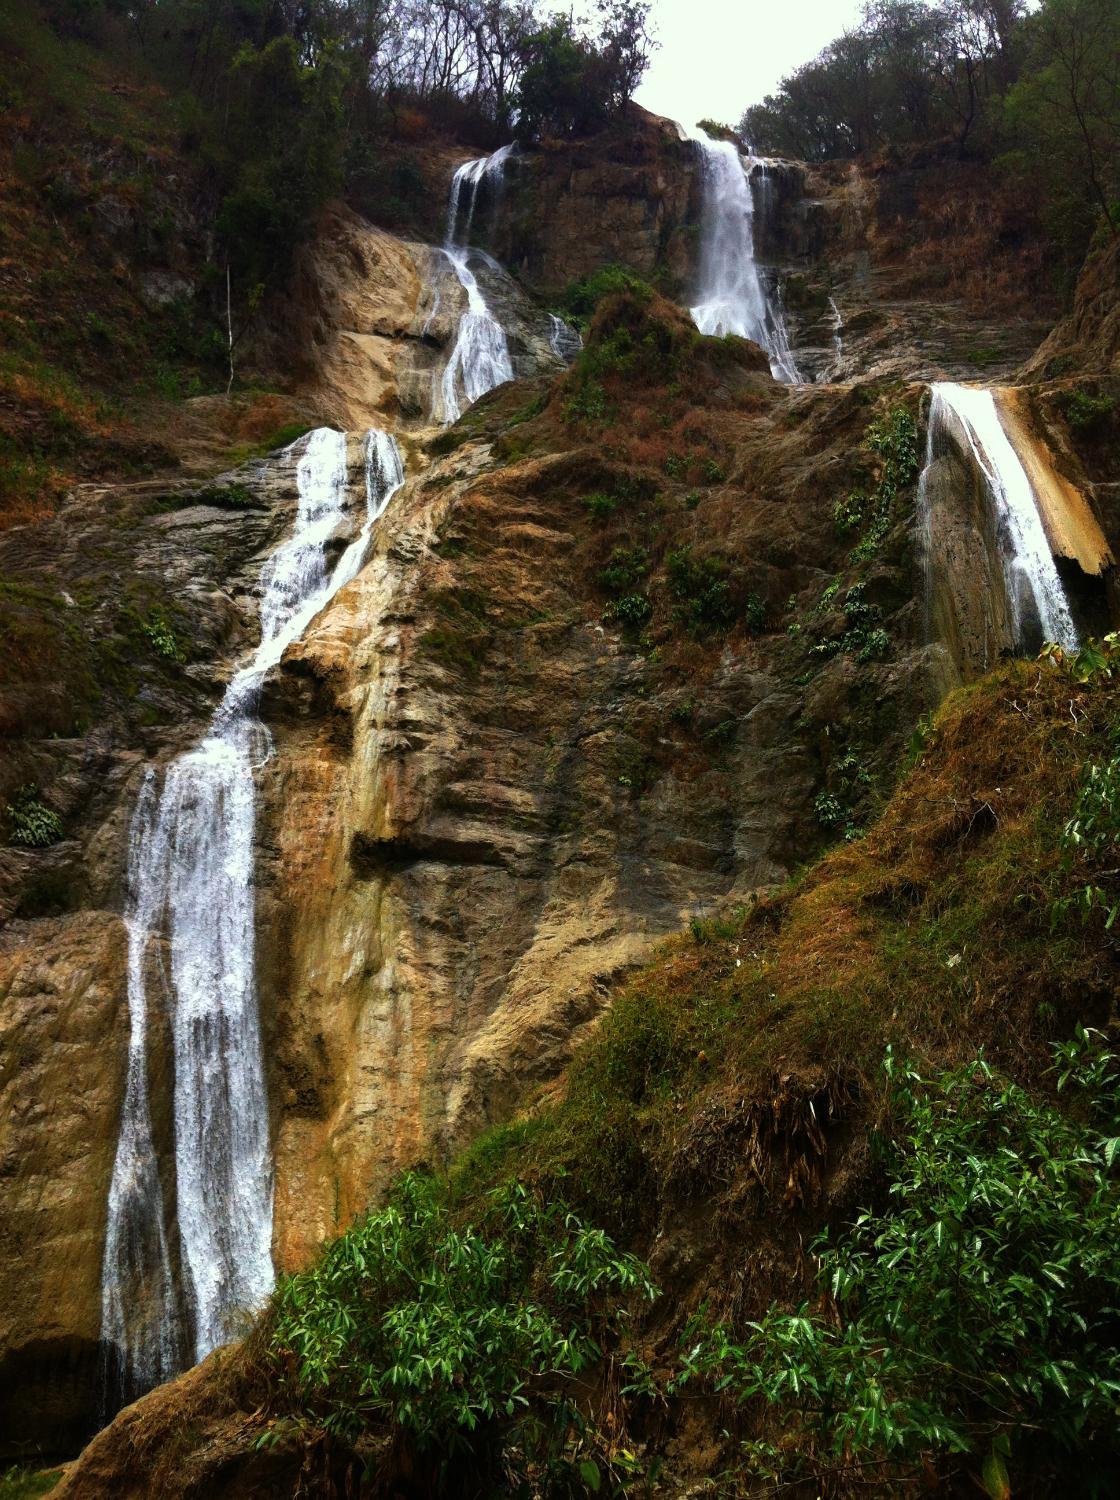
(478, 110, 700, 298)
(1025, 235, 1120, 379)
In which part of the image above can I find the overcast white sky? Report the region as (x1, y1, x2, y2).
(630, 1, 868, 131)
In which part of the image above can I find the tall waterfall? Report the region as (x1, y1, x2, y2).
(922, 382, 1078, 650)
(100, 427, 405, 1401)
(433, 146, 515, 425)
(689, 128, 800, 384)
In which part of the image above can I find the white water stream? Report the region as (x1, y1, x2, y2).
(101, 427, 404, 1399)
(689, 128, 801, 383)
(922, 382, 1078, 649)
(433, 146, 515, 425)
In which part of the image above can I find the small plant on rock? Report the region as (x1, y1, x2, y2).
(6, 785, 62, 848)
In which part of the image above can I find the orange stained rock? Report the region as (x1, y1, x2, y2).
(996, 386, 1114, 577)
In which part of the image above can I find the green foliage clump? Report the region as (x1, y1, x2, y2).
(566, 378, 610, 423)
(5, 785, 63, 848)
(666, 546, 738, 635)
(603, 593, 652, 631)
(0, 1468, 63, 1500)
(192, 480, 257, 509)
(140, 609, 183, 662)
(581, 473, 655, 523)
(812, 583, 890, 663)
(558, 266, 653, 330)
(1044, 641, 1120, 927)
(673, 1035, 1120, 1491)
(215, 36, 347, 293)
(813, 749, 872, 840)
(833, 487, 867, 537)
(598, 546, 648, 594)
(270, 1173, 656, 1485)
(583, 490, 618, 519)
(1058, 387, 1115, 432)
(515, 5, 652, 144)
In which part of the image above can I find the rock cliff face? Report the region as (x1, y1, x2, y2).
(1026, 236, 1120, 379)
(477, 111, 699, 297)
(2, 109, 1118, 1472)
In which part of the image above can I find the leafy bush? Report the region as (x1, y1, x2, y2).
(598, 546, 649, 594)
(270, 1173, 656, 1485)
(813, 748, 872, 840)
(558, 266, 653, 329)
(673, 1035, 1120, 1491)
(140, 610, 183, 662)
(6, 785, 63, 848)
(566, 379, 610, 422)
(833, 487, 867, 537)
(1059, 388, 1115, 432)
(192, 480, 257, 509)
(0, 1468, 63, 1500)
(1041, 630, 1120, 685)
(666, 546, 736, 634)
(603, 592, 652, 630)
(842, 406, 920, 563)
(812, 583, 890, 662)
(583, 490, 618, 519)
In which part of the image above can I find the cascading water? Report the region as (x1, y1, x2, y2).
(433, 146, 515, 425)
(100, 426, 405, 1401)
(689, 128, 801, 383)
(826, 297, 844, 380)
(548, 313, 583, 364)
(921, 382, 1078, 650)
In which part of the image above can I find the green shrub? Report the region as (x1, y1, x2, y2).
(812, 584, 890, 663)
(263, 422, 313, 452)
(566, 379, 610, 422)
(583, 490, 618, 519)
(604, 592, 652, 630)
(1059, 388, 1115, 433)
(270, 1173, 656, 1483)
(666, 545, 736, 634)
(6, 785, 62, 848)
(140, 610, 183, 662)
(558, 265, 654, 329)
(193, 481, 257, 509)
(598, 546, 648, 594)
(813, 749, 872, 840)
(672, 1034, 1120, 1491)
(743, 593, 767, 635)
(834, 488, 867, 537)
(835, 406, 919, 562)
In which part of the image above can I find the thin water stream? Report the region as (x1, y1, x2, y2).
(100, 428, 404, 1403)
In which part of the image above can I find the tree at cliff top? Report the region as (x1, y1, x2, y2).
(741, 0, 1118, 276)
(1000, 0, 1120, 256)
(38, 0, 652, 293)
(741, 0, 1026, 159)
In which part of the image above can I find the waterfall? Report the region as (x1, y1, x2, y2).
(689, 129, 801, 383)
(548, 313, 583, 364)
(98, 771, 182, 1407)
(100, 427, 405, 1400)
(433, 147, 515, 425)
(826, 297, 844, 380)
(921, 383, 1078, 650)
